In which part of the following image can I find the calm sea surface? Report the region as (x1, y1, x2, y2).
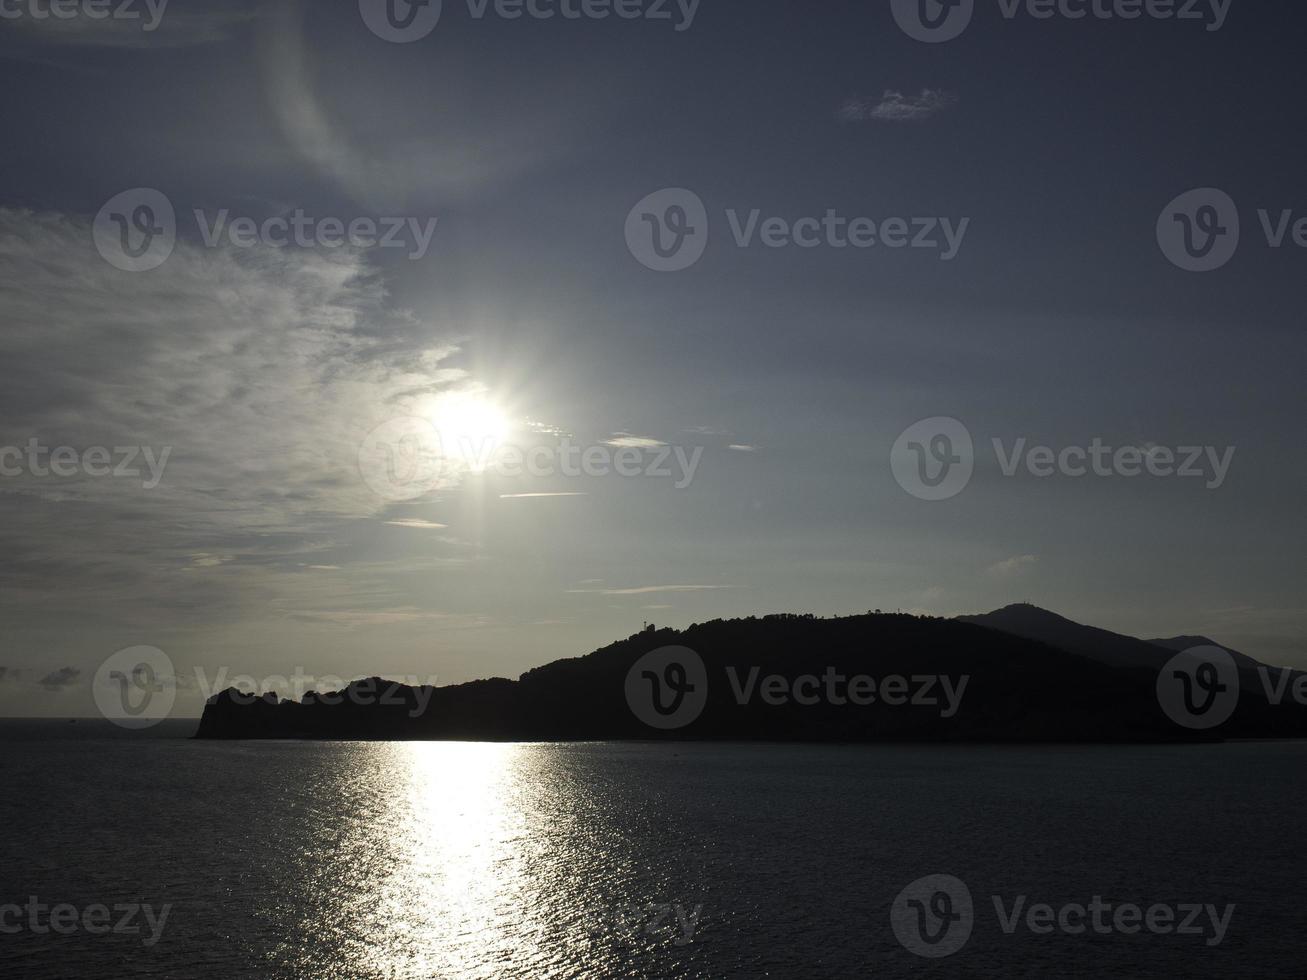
(2, 722, 1304, 978)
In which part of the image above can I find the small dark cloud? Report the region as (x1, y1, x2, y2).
(38, 666, 81, 691)
(840, 89, 958, 123)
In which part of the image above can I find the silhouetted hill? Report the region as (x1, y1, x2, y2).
(1148, 635, 1266, 671)
(195, 608, 1307, 743)
(958, 605, 1293, 683)
(958, 603, 1175, 671)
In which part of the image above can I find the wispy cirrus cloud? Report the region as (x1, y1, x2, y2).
(499, 492, 589, 499)
(567, 584, 737, 596)
(840, 89, 958, 123)
(602, 433, 666, 449)
(384, 520, 451, 531)
(0, 0, 256, 52)
(0, 206, 462, 638)
(987, 555, 1039, 577)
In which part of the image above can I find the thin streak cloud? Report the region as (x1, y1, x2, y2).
(567, 585, 738, 596)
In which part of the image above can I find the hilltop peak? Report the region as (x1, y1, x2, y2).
(968, 603, 1079, 625)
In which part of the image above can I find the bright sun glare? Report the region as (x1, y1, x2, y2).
(431, 392, 511, 471)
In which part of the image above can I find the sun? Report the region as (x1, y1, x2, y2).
(430, 392, 511, 471)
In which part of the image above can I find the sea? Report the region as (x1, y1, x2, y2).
(2, 720, 1304, 978)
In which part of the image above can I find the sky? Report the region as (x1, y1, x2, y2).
(1, 0, 1304, 717)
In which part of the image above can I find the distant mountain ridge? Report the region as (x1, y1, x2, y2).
(960, 603, 1178, 671)
(961, 603, 1276, 675)
(195, 606, 1307, 743)
(1147, 634, 1266, 671)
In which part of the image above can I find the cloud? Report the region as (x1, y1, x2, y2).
(567, 585, 736, 596)
(0, 206, 464, 635)
(602, 433, 666, 449)
(38, 667, 81, 691)
(987, 555, 1039, 577)
(498, 492, 588, 499)
(728, 444, 760, 453)
(1, 0, 256, 52)
(840, 89, 958, 123)
(290, 608, 482, 629)
(384, 520, 450, 530)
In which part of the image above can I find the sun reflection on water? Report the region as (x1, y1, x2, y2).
(264, 742, 708, 979)
(376, 743, 528, 977)
(310, 743, 627, 979)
